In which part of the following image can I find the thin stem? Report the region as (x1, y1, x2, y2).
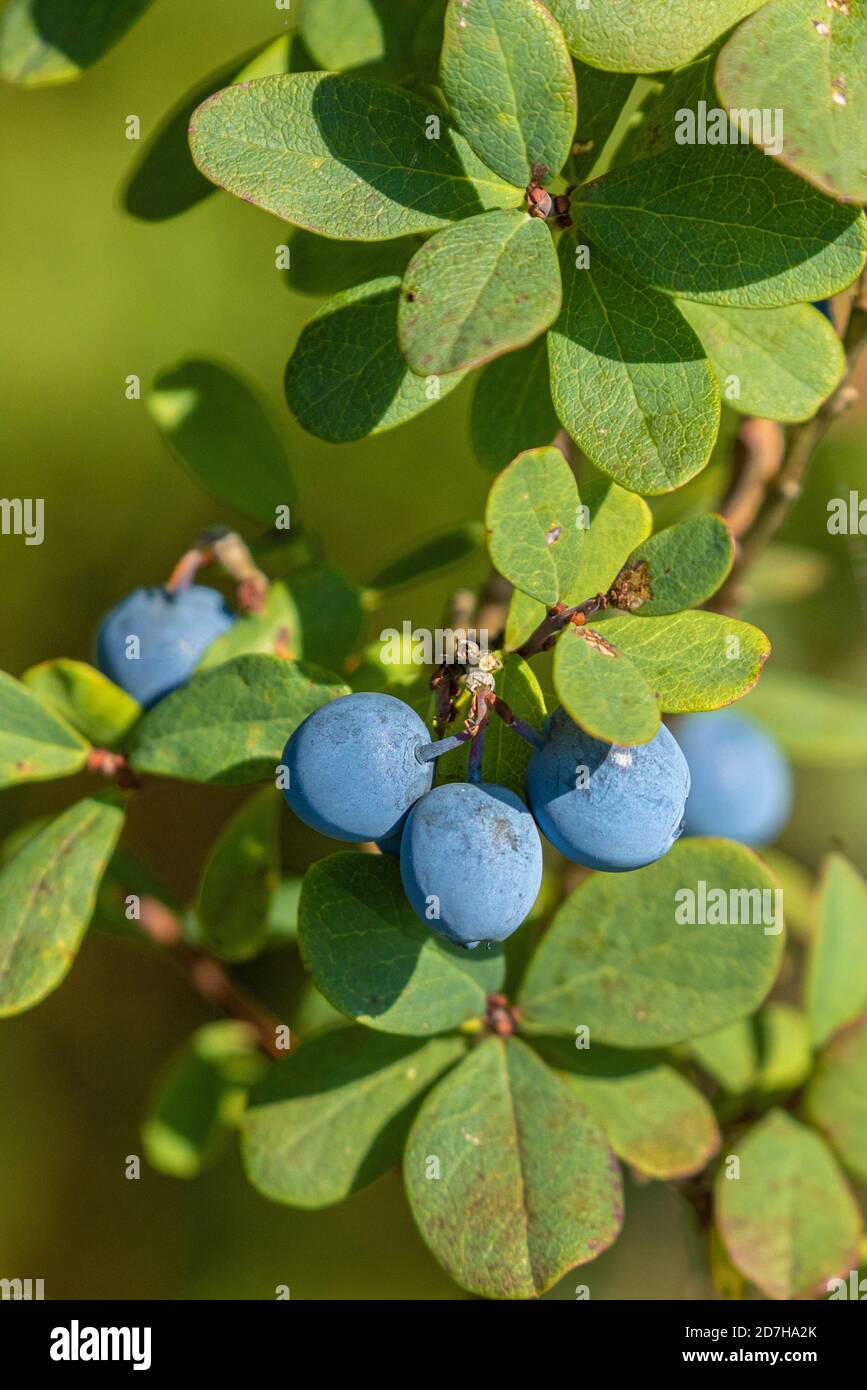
(137, 897, 287, 1061)
(415, 732, 472, 763)
(487, 692, 546, 748)
(514, 594, 608, 659)
(468, 725, 486, 784)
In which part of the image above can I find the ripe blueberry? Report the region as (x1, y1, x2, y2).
(674, 710, 793, 846)
(95, 585, 235, 709)
(525, 706, 690, 872)
(281, 692, 433, 843)
(400, 781, 543, 949)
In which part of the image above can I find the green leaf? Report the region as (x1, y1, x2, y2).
(531, 1035, 719, 1179)
(548, 238, 720, 494)
(485, 446, 581, 604)
(600, 611, 771, 712)
(676, 301, 845, 423)
(0, 796, 125, 1017)
(0, 671, 89, 788)
(399, 211, 561, 374)
(740, 669, 867, 767)
(404, 1036, 623, 1299)
(0, 0, 154, 85)
(282, 564, 364, 669)
(806, 854, 867, 1050)
(298, 853, 504, 1035)
(573, 145, 867, 307)
(21, 659, 140, 748)
(142, 1021, 266, 1179)
(547, 0, 776, 75)
(124, 36, 297, 222)
(364, 523, 485, 594)
(299, 0, 427, 77)
(715, 1110, 862, 1300)
(504, 477, 651, 647)
(440, 0, 577, 187)
(242, 1028, 465, 1208)
(686, 1019, 758, 1094)
(716, 0, 867, 205)
(569, 62, 636, 183)
(755, 1002, 811, 1094)
(264, 875, 303, 948)
(197, 582, 302, 670)
(519, 838, 784, 1046)
(805, 1016, 867, 1183)
(189, 72, 522, 240)
(285, 277, 467, 442)
(760, 848, 815, 941)
(148, 360, 296, 526)
(434, 654, 546, 797)
(129, 655, 349, 786)
(197, 789, 281, 962)
(283, 228, 417, 298)
(553, 625, 661, 745)
(612, 515, 734, 616)
(470, 337, 559, 472)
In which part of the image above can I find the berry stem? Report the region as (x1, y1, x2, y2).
(485, 692, 546, 748)
(468, 725, 486, 784)
(415, 732, 471, 763)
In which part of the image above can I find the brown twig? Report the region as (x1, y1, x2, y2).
(137, 896, 287, 1061)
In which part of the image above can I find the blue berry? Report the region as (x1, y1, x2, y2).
(95, 585, 235, 709)
(400, 781, 543, 948)
(525, 707, 690, 872)
(674, 710, 792, 846)
(282, 692, 433, 843)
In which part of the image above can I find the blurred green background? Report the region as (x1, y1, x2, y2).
(0, 0, 864, 1299)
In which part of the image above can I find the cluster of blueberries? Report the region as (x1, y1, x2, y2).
(94, 584, 792, 952)
(281, 691, 792, 950)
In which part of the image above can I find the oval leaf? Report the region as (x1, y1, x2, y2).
(399, 211, 562, 374)
(486, 446, 581, 604)
(197, 788, 281, 961)
(806, 854, 867, 1050)
(143, 1021, 266, 1179)
(22, 659, 140, 748)
(574, 145, 867, 307)
(546, 0, 767, 73)
(0, 0, 154, 85)
(553, 625, 661, 745)
(440, 0, 577, 187)
(0, 796, 125, 1016)
(519, 838, 784, 1046)
(0, 670, 89, 788)
(299, 0, 426, 76)
(600, 611, 771, 712)
(148, 359, 296, 525)
(549, 238, 720, 494)
(129, 655, 349, 785)
(365, 523, 485, 595)
(189, 72, 521, 240)
(677, 300, 845, 423)
(470, 337, 559, 472)
(285, 277, 466, 442)
(716, 0, 867, 204)
(610, 515, 734, 616)
(298, 853, 504, 1035)
(716, 1109, 862, 1300)
(404, 1036, 623, 1299)
(531, 1035, 720, 1180)
(242, 1028, 465, 1208)
(805, 1016, 867, 1184)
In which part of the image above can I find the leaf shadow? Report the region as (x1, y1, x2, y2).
(28, 0, 153, 69)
